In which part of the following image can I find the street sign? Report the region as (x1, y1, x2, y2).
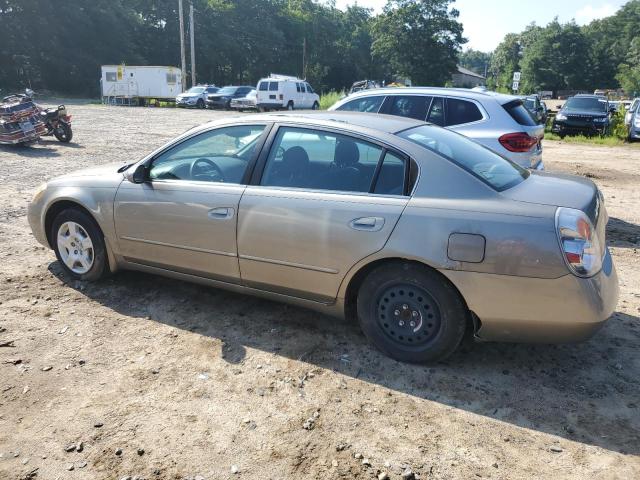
(512, 80, 519, 91)
(513, 71, 521, 81)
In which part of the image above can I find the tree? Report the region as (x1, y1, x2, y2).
(519, 20, 593, 94)
(489, 33, 521, 92)
(616, 37, 640, 95)
(371, 0, 465, 86)
(459, 49, 491, 77)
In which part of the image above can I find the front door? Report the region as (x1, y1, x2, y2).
(237, 126, 410, 302)
(114, 124, 268, 282)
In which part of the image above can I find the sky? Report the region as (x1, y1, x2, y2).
(333, 0, 628, 52)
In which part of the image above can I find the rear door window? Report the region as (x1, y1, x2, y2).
(258, 82, 268, 91)
(387, 96, 432, 121)
(336, 96, 385, 113)
(445, 98, 484, 126)
(503, 100, 537, 126)
(269, 82, 279, 91)
(427, 97, 445, 126)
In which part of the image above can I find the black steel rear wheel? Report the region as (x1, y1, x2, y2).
(357, 262, 468, 363)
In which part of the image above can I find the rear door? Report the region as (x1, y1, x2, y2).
(237, 125, 410, 302)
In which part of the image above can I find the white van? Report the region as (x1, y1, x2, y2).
(256, 74, 320, 111)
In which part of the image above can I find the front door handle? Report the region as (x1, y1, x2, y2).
(208, 207, 234, 220)
(349, 216, 384, 232)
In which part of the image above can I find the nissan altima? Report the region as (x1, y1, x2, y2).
(28, 112, 618, 363)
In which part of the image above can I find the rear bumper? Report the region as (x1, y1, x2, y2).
(442, 247, 619, 343)
(257, 102, 284, 110)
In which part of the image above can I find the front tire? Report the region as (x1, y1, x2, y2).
(356, 262, 467, 363)
(51, 209, 107, 281)
(312, 101, 319, 110)
(54, 123, 73, 143)
(196, 99, 205, 109)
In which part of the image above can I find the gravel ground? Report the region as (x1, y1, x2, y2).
(1, 103, 639, 480)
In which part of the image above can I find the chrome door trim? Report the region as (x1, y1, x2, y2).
(121, 236, 237, 257)
(238, 254, 340, 274)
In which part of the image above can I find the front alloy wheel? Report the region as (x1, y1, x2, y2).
(52, 208, 108, 281)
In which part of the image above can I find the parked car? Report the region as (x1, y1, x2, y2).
(230, 89, 257, 111)
(522, 94, 548, 125)
(27, 112, 618, 363)
(256, 75, 320, 111)
(349, 79, 380, 94)
(175, 85, 218, 108)
(624, 98, 639, 127)
(206, 86, 254, 110)
(552, 94, 613, 138)
(628, 108, 640, 142)
(329, 87, 545, 170)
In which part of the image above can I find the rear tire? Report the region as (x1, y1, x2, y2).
(287, 101, 294, 111)
(356, 262, 467, 363)
(51, 208, 107, 282)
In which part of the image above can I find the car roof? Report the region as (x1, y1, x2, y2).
(340, 86, 518, 105)
(188, 112, 426, 142)
(216, 111, 425, 134)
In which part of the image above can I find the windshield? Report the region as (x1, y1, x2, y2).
(218, 87, 237, 95)
(187, 87, 205, 94)
(564, 97, 607, 113)
(398, 125, 529, 191)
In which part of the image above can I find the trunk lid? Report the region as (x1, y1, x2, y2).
(502, 171, 601, 224)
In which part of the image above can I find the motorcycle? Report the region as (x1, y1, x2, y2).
(39, 103, 73, 143)
(0, 89, 73, 145)
(0, 89, 47, 145)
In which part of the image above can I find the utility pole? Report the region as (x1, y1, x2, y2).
(302, 37, 306, 79)
(189, 2, 196, 87)
(178, 0, 187, 91)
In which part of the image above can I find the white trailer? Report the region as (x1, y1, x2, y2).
(100, 65, 183, 105)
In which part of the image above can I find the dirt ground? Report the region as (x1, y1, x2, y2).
(1, 103, 639, 480)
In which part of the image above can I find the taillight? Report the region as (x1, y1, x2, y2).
(499, 132, 538, 152)
(63, 115, 72, 121)
(555, 207, 602, 277)
(279, 94, 283, 100)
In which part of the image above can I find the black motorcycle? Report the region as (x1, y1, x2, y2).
(39, 104, 73, 143)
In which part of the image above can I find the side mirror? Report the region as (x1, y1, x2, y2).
(126, 164, 148, 184)
(556, 104, 562, 109)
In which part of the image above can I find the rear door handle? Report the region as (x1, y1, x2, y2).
(208, 207, 234, 219)
(349, 216, 384, 232)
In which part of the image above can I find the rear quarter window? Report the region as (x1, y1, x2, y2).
(445, 98, 483, 126)
(503, 100, 537, 126)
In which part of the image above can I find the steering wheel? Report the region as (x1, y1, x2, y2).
(189, 158, 225, 182)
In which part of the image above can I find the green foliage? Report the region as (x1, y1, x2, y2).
(458, 49, 491, 76)
(372, 0, 465, 86)
(319, 90, 344, 110)
(489, 33, 521, 91)
(610, 106, 630, 140)
(615, 37, 640, 95)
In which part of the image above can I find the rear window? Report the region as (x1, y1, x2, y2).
(445, 98, 483, 126)
(503, 100, 537, 126)
(269, 82, 279, 91)
(258, 82, 268, 91)
(337, 96, 385, 113)
(398, 125, 529, 191)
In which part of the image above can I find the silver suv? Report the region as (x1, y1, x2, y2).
(329, 87, 545, 169)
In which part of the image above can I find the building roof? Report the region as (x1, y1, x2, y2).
(456, 65, 485, 79)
